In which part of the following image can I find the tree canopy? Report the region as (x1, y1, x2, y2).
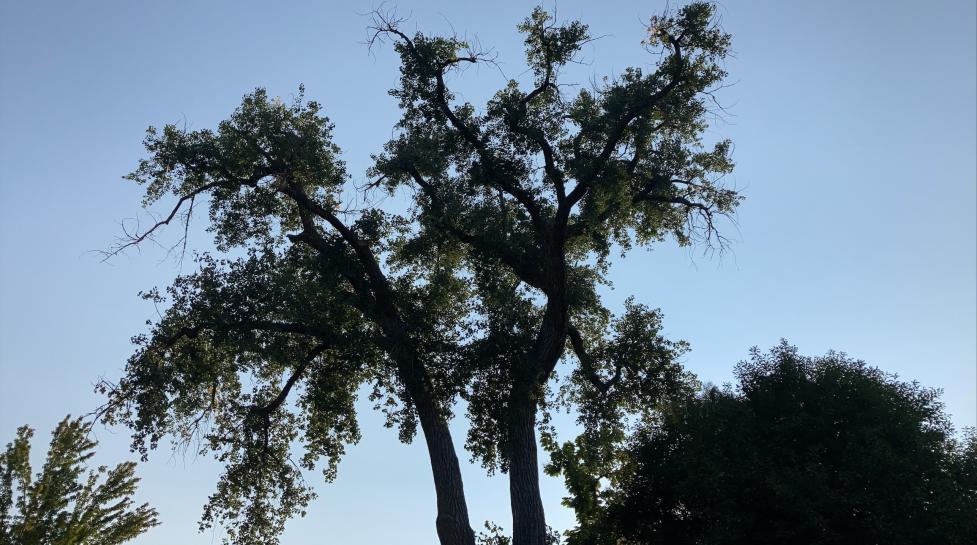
(97, 3, 738, 545)
(0, 417, 158, 545)
(555, 343, 977, 545)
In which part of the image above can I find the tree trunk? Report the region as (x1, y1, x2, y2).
(377, 306, 476, 545)
(507, 258, 569, 545)
(509, 268, 568, 545)
(508, 397, 547, 545)
(415, 401, 477, 545)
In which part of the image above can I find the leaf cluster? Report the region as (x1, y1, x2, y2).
(0, 417, 158, 545)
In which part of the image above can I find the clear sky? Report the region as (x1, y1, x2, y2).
(1, 0, 974, 543)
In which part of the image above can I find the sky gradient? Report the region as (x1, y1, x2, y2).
(1, 1, 975, 543)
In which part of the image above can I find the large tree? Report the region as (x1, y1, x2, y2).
(554, 343, 977, 545)
(0, 417, 159, 545)
(97, 3, 737, 545)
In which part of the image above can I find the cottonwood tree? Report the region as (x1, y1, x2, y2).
(0, 417, 158, 545)
(97, 3, 737, 545)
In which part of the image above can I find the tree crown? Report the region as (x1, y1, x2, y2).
(99, 3, 737, 543)
(557, 343, 977, 545)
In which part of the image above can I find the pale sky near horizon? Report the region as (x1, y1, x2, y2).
(1, 1, 975, 544)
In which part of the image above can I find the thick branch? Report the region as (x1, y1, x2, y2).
(408, 167, 549, 293)
(566, 324, 623, 394)
(279, 181, 396, 310)
(562, 31, 687, 214)
(371, 18, 547, 233)
(252, 343, 329, 417)
(508, 117, 566, 203)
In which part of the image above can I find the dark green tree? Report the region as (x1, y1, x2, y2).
(98, 3, 736, 545)
(0, 417, 158, 545)
(555, 342, 977, 545)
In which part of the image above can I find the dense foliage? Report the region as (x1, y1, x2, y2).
(556, 343, 977, 545)
(0, 417, 158, 545)
(98, 3, 738, 544)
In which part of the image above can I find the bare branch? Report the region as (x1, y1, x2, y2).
(100, 181, 223, 261)
(636, 193, 727, 247)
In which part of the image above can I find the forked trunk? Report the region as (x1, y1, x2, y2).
(507, 271, 569, 545)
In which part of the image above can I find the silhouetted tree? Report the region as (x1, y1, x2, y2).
(0, 417, 158, 545)
(97, 3, 736, 544)
(554, 342, 977, 545)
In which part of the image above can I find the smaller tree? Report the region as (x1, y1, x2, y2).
(555, 342, 977, 545)
(0, 416, 159, 545)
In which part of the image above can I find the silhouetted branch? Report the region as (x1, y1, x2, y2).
(368, 9, 547, 233)
(100, 181, 222, 261)
(563, 29, 687, 213)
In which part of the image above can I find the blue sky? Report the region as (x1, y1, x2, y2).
(1, 1, 974, 543)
